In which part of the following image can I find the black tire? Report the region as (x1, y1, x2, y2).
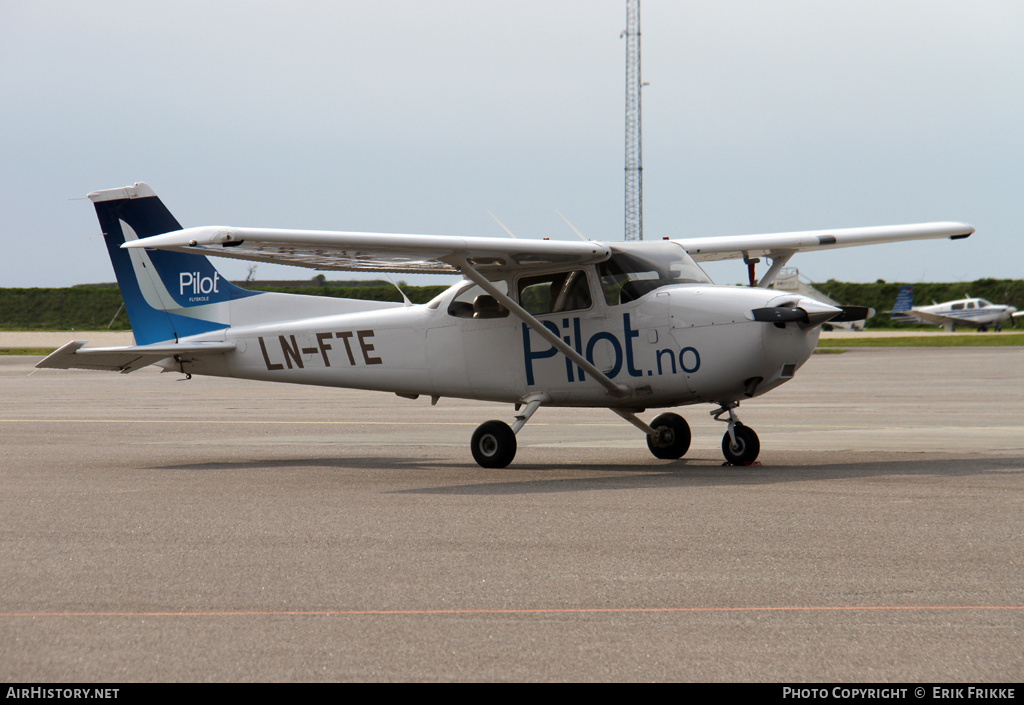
(646, 412, 691, 460)
(722, 423, 760, 465)
(471, 420, 517, 468)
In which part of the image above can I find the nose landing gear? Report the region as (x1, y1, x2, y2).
(713, 402, 761, 465)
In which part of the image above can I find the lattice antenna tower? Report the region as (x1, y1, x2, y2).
(623, 0, 643, 241)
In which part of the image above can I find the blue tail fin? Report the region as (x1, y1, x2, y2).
(89, 183, 259, 345)
(890, 285, 914, 320)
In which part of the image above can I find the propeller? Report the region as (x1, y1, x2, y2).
(751, 303, 874, 328)
(831, 306, 874, 322)
(750, 307, 809, 324)
(750, 301, 875, 328)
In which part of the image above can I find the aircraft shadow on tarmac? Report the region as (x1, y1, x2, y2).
(145, 453, 1024, 496)
(399, 456, 1024, 494)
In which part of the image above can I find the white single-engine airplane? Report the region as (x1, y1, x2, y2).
(889, 285, 1020, 332)
(39, 183, 974, 467)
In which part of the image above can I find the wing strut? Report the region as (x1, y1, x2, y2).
(456, 259, 631, 399)
(756, 252, 795, 288)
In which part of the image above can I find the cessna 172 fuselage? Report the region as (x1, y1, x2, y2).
(38, 183, 974, 468)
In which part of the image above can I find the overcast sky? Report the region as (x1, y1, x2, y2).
(2, 1, 1021, 288)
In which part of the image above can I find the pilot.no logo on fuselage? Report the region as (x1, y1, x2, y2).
(522, 312, 699, 385)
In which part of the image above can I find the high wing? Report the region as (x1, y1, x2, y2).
(121, 226, 612, 275)
(674, 222, 974, 262)
(37, 340, 236, 373)
(123, 221, 972, 276)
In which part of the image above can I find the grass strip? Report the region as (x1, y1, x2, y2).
(818, 333, 1024, 348)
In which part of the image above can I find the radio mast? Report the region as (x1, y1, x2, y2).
(623, 0, 643, 241)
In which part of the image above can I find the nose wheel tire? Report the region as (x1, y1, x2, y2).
(471, 420, 517, 468)
(722, 423, 760, 465)
(646, 412, 691, 460)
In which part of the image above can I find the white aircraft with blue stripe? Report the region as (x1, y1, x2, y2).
(39, 182, 973, 467)
(890, 285, 1021, 332)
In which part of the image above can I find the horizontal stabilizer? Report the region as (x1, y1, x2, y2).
(35, 340, 235, 374)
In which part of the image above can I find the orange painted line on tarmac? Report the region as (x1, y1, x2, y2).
(0, 418, 480, 426)
(2, 605, 1021, 618)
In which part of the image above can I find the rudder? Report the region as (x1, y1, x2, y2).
(889, 285, 914, 320)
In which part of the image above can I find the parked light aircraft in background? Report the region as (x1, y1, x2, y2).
(890, 285, 1020, 332)
(38, 183, 974, 467)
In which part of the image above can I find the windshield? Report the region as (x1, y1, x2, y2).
(598, 241, 711, 305)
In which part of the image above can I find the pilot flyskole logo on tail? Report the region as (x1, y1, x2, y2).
(117, 218, 232, 321)
(180, 272, 221, 301)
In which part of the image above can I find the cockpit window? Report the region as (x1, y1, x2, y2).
(518, 270, 592, 315)
(598, 241, 711, 306)
(446, 280, 510, 319)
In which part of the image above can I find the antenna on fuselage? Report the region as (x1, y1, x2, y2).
(385, 274, 413, 306)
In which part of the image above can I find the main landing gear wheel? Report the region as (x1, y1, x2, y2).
(722, 423, 760, 465)
(471, 420, 517, 469)
(646, 412, 691, 460)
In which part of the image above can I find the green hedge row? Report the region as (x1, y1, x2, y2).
(0, 283, 450, 331)
(812, 278, 1024, 328)
(2, 278, 1021, 331)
